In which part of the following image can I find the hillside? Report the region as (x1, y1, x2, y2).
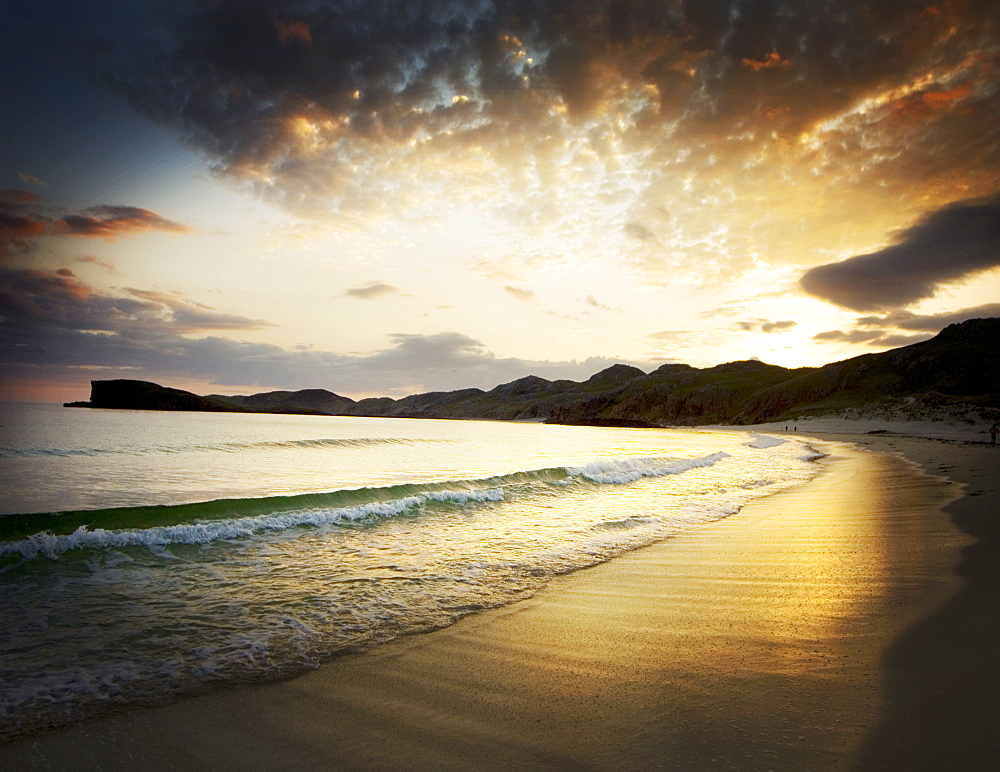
(65, 318, 1000, 425)
(208, 388, 354, 415)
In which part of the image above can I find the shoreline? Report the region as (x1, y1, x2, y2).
(3, 432, 998, 768)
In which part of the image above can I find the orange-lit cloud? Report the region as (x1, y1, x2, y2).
(55, 206, 190, 239)
(1, 195, 191, 258)
(891, 82, 974, 119)
(0, 190, 49, 257)
(0, 213, 48, 240)
(742, 52, 790, 72)
(0, 189, 43, 206)
(86, 0, 998, 272)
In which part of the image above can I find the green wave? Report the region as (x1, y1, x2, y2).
(0, 466, 573, 542)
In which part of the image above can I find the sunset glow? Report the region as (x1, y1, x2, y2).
(2, 0, 998, 402)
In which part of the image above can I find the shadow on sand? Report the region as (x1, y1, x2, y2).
(853, 451, 1000, 770)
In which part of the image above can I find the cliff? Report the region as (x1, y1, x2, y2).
(66, 380, 239, 412)
(65, 380, 328, 415)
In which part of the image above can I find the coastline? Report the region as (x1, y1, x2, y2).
(2, 431, 997, 769)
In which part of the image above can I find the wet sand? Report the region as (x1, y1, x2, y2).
(3, 435, 998, 770)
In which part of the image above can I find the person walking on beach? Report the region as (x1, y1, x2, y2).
(991, 423, 998, 446)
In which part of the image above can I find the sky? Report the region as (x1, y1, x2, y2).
(2, 0, 998, 403)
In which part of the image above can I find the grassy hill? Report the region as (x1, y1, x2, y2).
(67, 318, 1000, 425)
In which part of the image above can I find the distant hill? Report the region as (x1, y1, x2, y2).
(66, 318, 1000, 425)
(208, 388, 354, 415)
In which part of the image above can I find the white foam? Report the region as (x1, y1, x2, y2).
(745, 434, 786, 449)
(593, 515, 661, 530)
(799, 445, 827, 461)
(0, 487, 506, 560)
(570, 451, 729, 484)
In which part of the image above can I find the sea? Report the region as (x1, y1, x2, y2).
(0, 403, 824, 740)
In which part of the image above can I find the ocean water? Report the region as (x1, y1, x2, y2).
(0, 403, 823, 739)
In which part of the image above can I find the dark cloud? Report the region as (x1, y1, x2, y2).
(56, 205, 190, 238)
(812, 329, 885, 344)
(812, 328, 932, 347)
(343, 281, 400, 299)
(0, 191, 49, 258)
(0, 189, 43, 207)
(812, 303, 1000, 348)
(0, 212, 48, 257)
(800, 194, 1000, 311)
(0, 194, 191, 258)
(62, 0, 997, 216)
(856, 303, 1000, 331)
(0, 194, 191, 261)
(0, 267, 648, 396)
(0, 266, 270, 336)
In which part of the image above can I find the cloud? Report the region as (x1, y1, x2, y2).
(741, 52, 790, 72)
(812, 302, 1000, 348)
(0, 190, 49, 258)
(343, 281, 400, 300)
(77, 254, 118, 273)
(585, 295, 621, 312)
(0, 189, 43, 207)
(735, 319, 797, 333)
(811, 328, 933, 347)
(17, 172, 47, 187)
(55, 205, 191, 239)
(82, 0, 999, 227)
(0, 211, 48, 246)
(0, 267, 650, 397)
(812, 329, 885, 344)
(0, 195, 191, 257)
(855, 303, 1000, 331)
(624, 222, 659, 244)
(800, 194, 1000, 311)
(0, 266, 270, 336)
(504, 285, 535, 301)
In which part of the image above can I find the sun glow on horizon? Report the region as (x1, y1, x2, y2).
(2, 1, 998, 401)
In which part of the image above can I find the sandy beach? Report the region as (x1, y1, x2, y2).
(3, 428, 998, 770)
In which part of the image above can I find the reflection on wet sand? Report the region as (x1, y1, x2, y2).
(0, 440, 976, 769)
